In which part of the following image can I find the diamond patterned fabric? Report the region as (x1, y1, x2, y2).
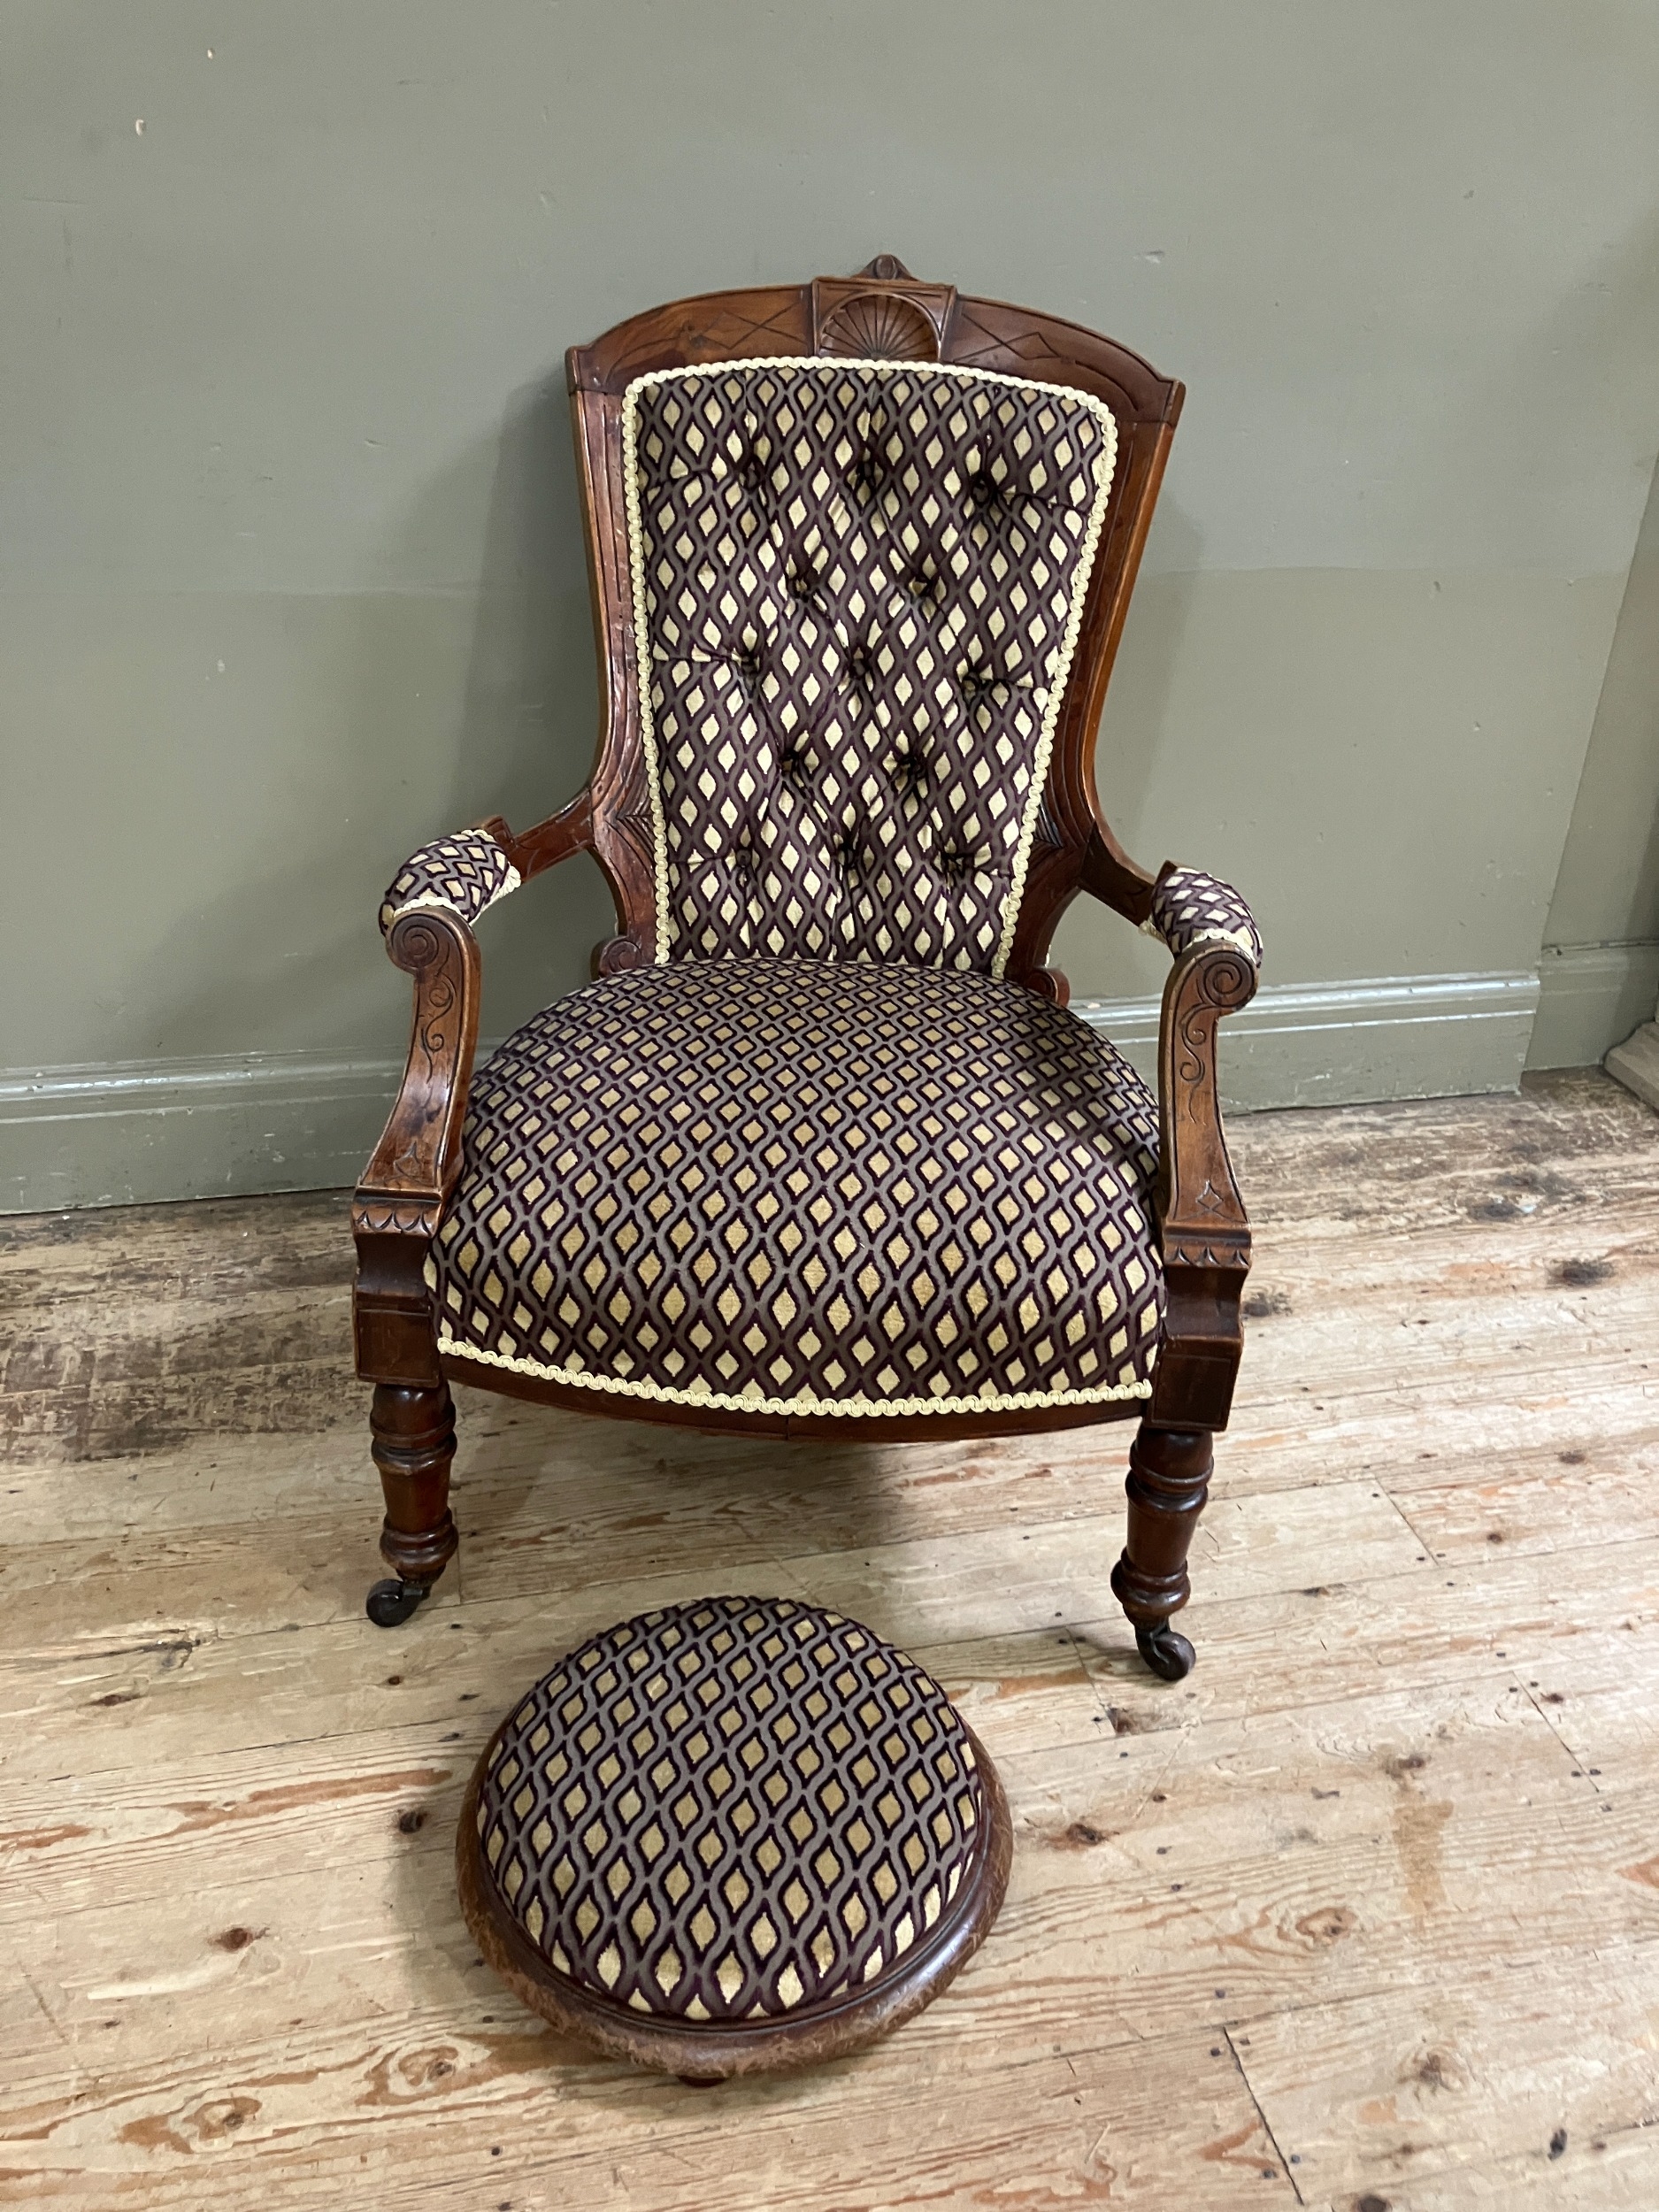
(431, 957, 1164, 1417)
(379, 828, 520, 937)
(1145, 865, 1262, 971)
(625, 358, 1117, 974)
(474, 1597, 986, 2022)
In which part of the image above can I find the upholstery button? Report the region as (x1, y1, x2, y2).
(908, 572, 932, 599)
(734, 648, 763, 685)
(741, 455, 766, 492)
(969, 473, 999, 509)
(787, 569, 813, 602)
(960, 668, 982, 699)
(845, 648, 871, 686)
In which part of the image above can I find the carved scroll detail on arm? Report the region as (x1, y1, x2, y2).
(353, 909, 481, 1386)
(1157, 941, 1256, 1244)
(1149, 940, 1257, 1429)
(354, 910, 481, 1233)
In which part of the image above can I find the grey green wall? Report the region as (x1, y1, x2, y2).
(1528, 451, 1659, 1066)
(5, 1, 1659, 1206)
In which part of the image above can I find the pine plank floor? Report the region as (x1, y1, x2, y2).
(2, 1069, 1657, 2210)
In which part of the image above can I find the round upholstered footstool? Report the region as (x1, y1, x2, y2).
(457, 1595, 1011, 2079)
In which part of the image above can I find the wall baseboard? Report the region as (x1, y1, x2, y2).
(0, 1051, 405, 1216)
(1075, 968, 1540, 1112)
(2, 967, 1544, 1215)
(1525, 940, 1659, 1071)
(1606, 1022, 1659, 1110)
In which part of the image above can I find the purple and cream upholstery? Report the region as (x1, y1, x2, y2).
(472, 1596, 990, 2024)
(430, 957, 1164, 1417)
(625, 359, 1117, 972)
(377, 360, 1265, 1427)
(1143, 865, 1262, 972)
(380, 827, 520, 938)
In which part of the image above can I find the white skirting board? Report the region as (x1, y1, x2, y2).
(0, 967, 1546, 1215)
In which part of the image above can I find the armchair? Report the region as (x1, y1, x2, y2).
(352, 258, 1259, 1680)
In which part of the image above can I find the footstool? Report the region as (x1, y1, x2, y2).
(457, 1594, 1012, 2078)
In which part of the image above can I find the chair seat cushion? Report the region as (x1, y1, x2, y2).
(458, 1595, 1010, 2068)
(431, 956, 1164, 1417)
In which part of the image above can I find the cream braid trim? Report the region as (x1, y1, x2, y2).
(438, 1329, 1152, 1418)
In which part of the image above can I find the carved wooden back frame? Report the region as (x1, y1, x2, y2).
(554, 257, 1183, 995)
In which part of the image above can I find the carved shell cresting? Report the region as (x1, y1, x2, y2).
(818, 290, 939, 362)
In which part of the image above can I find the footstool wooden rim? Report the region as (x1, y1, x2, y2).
(456, 1606, 1014, 2079)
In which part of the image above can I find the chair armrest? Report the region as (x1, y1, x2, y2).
(353, 795, 593, 1385)
(353, 908, 480, 1382)
(1079, 822, 1158, 926)
(1076, 845, 1262, 1427)
(374, 795, 595, 933)
(362, 797, 593, 1216)
(473, 788, 594, 885)
(1147, 936, 1258, 1429)
(378, 825, 523, 937)
(1141, 863, 1263, 972)
(362, 814, 529, 1217)
(357, 906, 480, 1229)
(364, 795, 595, 1195)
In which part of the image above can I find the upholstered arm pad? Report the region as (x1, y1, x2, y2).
(379, 827, 521, 938)
(1141, 864, 1262, 972)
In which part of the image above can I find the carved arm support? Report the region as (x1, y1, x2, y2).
(353, 795, 594, 1386)
(474, 787, 594, 884)
(353, 908, 480, 1385)
(1079, 822, 1157, 928)
(1148, 937, 1258, 1429)
(1078, 855, 1262, 1429)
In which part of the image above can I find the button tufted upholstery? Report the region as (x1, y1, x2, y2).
(430, 957, 1164, 1417)
(1143, 865, 1263, 971)
(470, 1596, 994, 2024)
(380, 826, 519, 937)
(625, 359, 1117, 973)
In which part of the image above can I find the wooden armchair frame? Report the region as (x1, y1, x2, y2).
(353, 259, 1255, 1678)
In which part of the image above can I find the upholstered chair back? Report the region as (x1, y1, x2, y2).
(626, 358, 1118, 974)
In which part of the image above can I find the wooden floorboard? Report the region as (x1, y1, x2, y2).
(2, 1068, 1657, 2208)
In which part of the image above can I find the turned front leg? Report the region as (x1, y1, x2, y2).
(1110, 1422, 1213, 1681)
(367, 1380, 458, 1625)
